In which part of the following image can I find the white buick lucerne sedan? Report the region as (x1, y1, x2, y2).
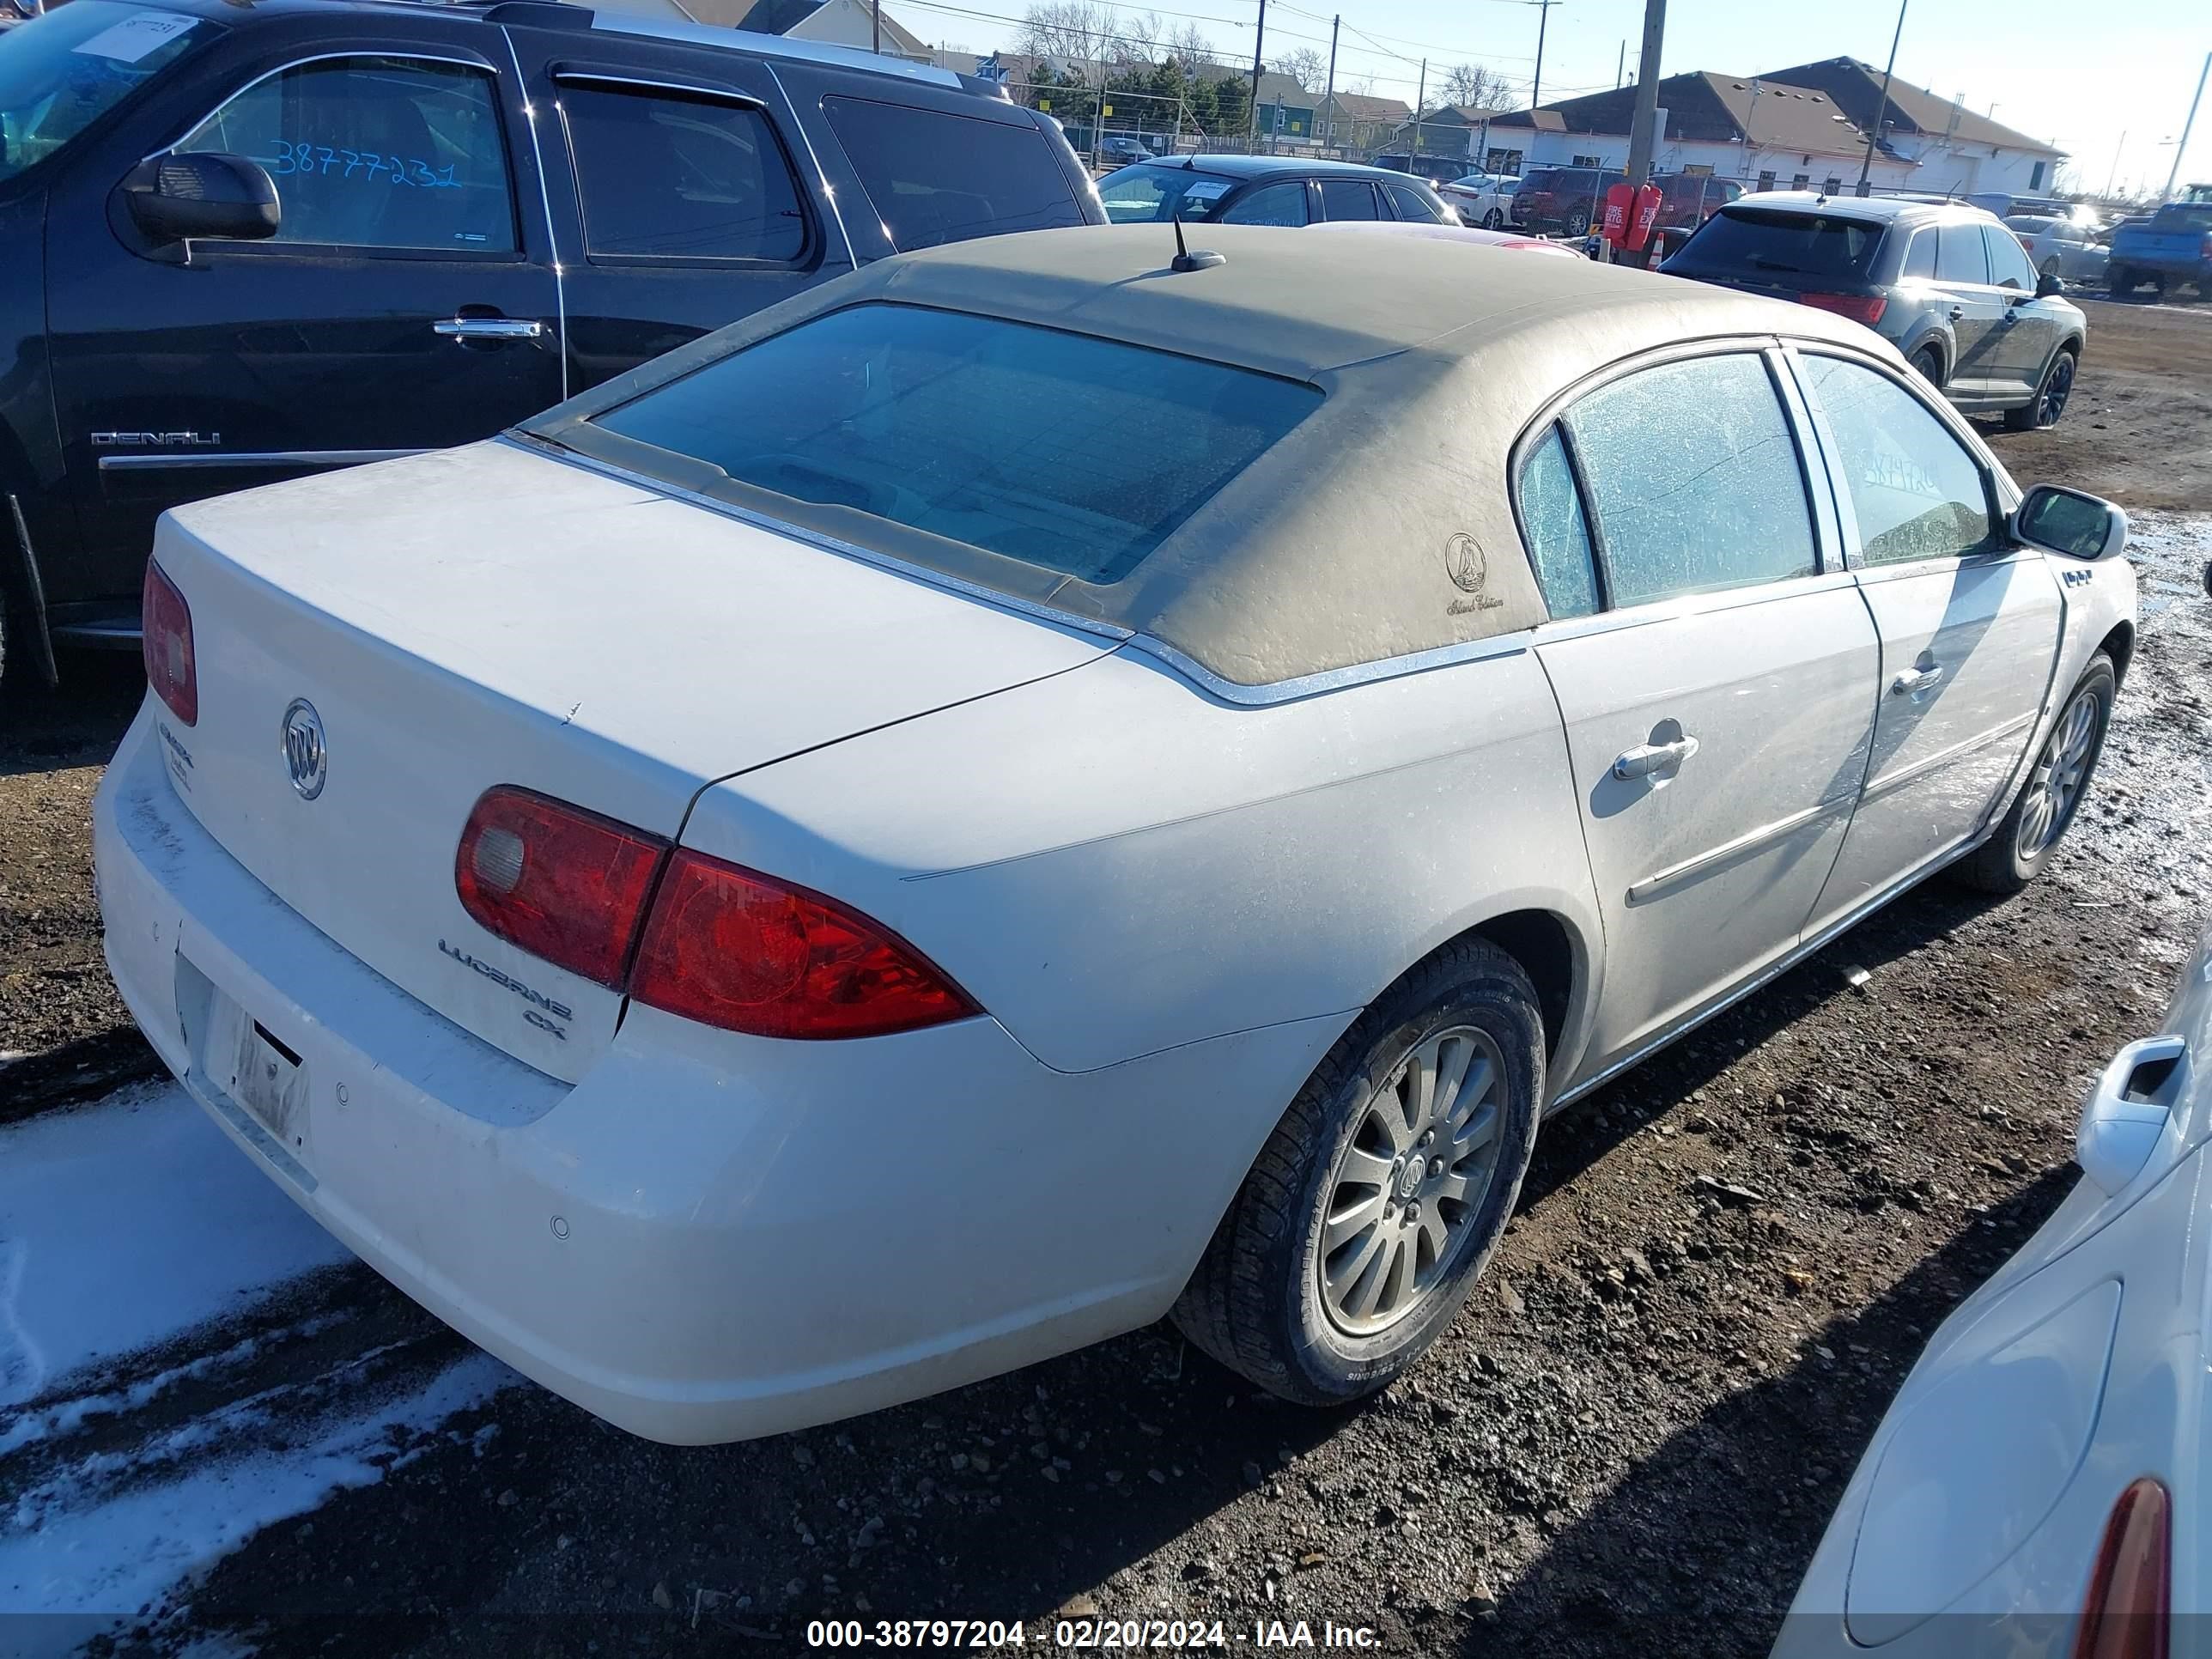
(96, 226, 2138, 1443)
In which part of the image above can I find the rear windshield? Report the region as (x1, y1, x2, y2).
(1097, 162, 1239, 223)
(1674, 208, 1887, 279)
(0, 2, 218, 185)
(2150, 203, 2212, 232)
(592, 303, 1322, 585)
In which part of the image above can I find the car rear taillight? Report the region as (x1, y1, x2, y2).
(141, 560, 198, 726)
(453, 788, 979, 1038)
(2072, 1477, 2170, 1659)
(455, 787, 668, 988)
(630, 849, 976, 1040)
(1798, 291, 1889, 325)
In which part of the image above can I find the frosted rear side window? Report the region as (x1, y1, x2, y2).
(592, 302, 1322, 584)
(1563, 353, 1816, 607)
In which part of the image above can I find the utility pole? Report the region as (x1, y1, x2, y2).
(2107, 131, 2128, 198)
(871, 0, 879, 53)
(1856, 0, 1907, 193)
(1322, 14, 1339, 149)
(1248, 0, 1267, 147)
(1528, 0, 1559, 110)
(1615, 40, 1625, 90)
(1620, 0, 1663, 264)
(2165, 52, 2210, 201)
(1413, 57, 1426, 155)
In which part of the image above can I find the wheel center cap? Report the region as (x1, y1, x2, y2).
(1394, 1159, 1424, 1200)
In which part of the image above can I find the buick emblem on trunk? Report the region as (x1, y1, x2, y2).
(281, 699, 327, 799)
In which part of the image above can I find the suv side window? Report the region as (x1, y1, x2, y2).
(177, 58, 517, 252)
(1899, 228, 1936, 279)
(1516, 426, 1600, 620)
(1220, 180, 1309, 226)
(1562, 353, 1817, 607)
(1982, 223, 2039, 290)
(556, 82, 807, 262)
(1935, 220, 1989, 284)
(820, 97, 1082, 251)
(1318, 179, 1379, 221)
(1799, 354, 1997, 566)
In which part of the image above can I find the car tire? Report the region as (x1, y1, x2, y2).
(2003, 347, 2077, 432)
(2107, 265, 2136, 296)
(1910, 344, 1944, 386)
(1482, 209, 1504, 229)
(1171, 938, 1544, 1407)
(1565, 208, 1590, 236)
(1953, 653, 2116, 895)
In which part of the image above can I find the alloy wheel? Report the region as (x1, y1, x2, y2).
(1317, 1026, 1508, 1336)
(2036, 354, 2075, 427)
(2014, 686, 2101, 860)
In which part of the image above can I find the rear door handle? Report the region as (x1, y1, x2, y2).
(1948, 305, 1966, 320)
(433, 317, 544, 342)
(1892, 664, 1945, 696)
(1613, 734, 1700, 780)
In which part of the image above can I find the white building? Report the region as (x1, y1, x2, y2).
(1485, 63, 2063, 198)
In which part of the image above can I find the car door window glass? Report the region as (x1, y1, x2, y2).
(1801, 355, 1998, 566)
(1385, 180, 1442, 222)
(821, 96, 1082, 251)
(1516, 425, 1600, 620)
(558, 82, 805, 261)
(1563, 354, 1817, 608)
(177, 57, 516, 252)
(1982, 223, 2038, 291)
(1900, 228, 1936, 279)
(1317, 179, 1377, 221)
(1219, 180, 1308, 226)
(1935, 221, 1988, 285)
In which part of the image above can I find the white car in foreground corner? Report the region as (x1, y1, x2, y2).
(1777, 926, 2212, 1659)
(98, 226, 2136, 1443)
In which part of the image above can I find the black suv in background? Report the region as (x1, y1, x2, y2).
(1095, 155, 1453, 228)
(0, 0, 1099, 684)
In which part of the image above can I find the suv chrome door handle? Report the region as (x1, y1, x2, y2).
(1948, 304, 1966, 319)
(433, 317, 544, 341)
(1613, 734, 1700, 780)
(1892, 665, 1945, 696)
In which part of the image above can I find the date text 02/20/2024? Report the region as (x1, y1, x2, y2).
(801, 1620, 1384, 1649)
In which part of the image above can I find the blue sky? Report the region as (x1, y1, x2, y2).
(908, 0, 2209, 198)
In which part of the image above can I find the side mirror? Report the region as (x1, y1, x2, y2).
(2013, 483, 2127, 562)
(119, 152, 279, 244)
(2076, 1035, 2188, 1195)
(2035, 270, 2064, 298)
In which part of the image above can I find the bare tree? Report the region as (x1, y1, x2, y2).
(1438, 61, 1513, 112)
(1118, 9, 1168, 64)
(1017, 1, 1122, 69)
(1270, 46, 1327, 92)
(1164, 21, 1218, 70)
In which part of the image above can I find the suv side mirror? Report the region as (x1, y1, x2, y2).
(2014, 483, 2127, 562)
(119, 153, 280, 244)
(2035, 270, 2064, 298)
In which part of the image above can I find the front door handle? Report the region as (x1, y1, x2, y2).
(1948, 304, 1966, 320)
(1892, 664, 1945, 696)
(433, 317, 544, 342)
(1613, 734, 1700, 780)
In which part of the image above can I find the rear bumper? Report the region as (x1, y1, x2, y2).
(94, 703, 1342, 1443)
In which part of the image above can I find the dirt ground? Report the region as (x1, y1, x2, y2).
(3, 297, 2211, 1657)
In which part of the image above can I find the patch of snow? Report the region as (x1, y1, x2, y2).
(0, 1084, 350, 1412)
(0, 1350, 510, 1642)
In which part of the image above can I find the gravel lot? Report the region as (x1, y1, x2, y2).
(3, 296, 2210, 1657)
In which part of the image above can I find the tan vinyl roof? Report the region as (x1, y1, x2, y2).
(540, 226, 1886, 689)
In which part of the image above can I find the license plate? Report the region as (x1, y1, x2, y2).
(223, 1015, 307, 1146)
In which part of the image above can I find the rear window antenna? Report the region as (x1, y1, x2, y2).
(1171, 211, 1224, 272)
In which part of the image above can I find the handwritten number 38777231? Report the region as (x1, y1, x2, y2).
(268, 138, 459, 188)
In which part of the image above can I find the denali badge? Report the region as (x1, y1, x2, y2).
(281, 699, 327, 799)
(92, 430, 222, 447)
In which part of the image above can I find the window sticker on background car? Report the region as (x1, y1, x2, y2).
(1182, 179, 1231, 203)
(71, 10, 195, 64)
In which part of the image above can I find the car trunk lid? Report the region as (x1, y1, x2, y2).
(149, 440, 1111, 1081)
